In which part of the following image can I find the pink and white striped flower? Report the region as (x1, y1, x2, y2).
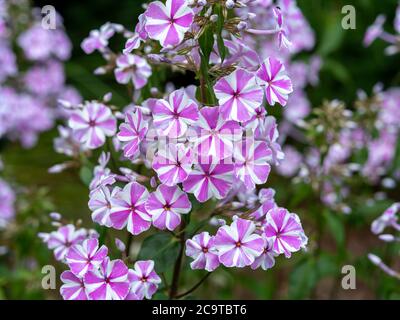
(109, 182, 151, 235)
(146, 184, 191, 231)
(124, 14, 148, 54)
(234, 140, 272, 189)
(213, 218, 264, 268)
(190, 106, 242, 160)
(185, 232, 220, 272)
(46, 224, 88, 261)
(182, 156, 233, 203)
(152, 88, 199, 138)
(152, 143, 193, 186)
(66, 238, 108, 277)
(114, 54, 151, 89)
(60, 271, 88, 300)
(144, 0, 194, 48)
(264, 207, 307, 258)
(126, 260, 161, 300)
(117, 109, 148, 158)
(88, 186, 118, 227)
(84, 258, 129, 300)
(214, 68, 263, 122)
(69, 102, 117, 149)
(256, 57, 293, 106)
(250, 236, 277, 270)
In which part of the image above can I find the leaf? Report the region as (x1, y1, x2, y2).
(288, 258, 318, 299)
(317, 15, 345, 56)
(79, 166, 93, 187)
(137, 233, 181, 273)
(198, 25, 214, 61)
(215, 5, 226, 63)
(323, 210, 345, 248)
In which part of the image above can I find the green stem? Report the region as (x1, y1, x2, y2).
(169, 220, 186, 299)
(175, 272, 212, 299)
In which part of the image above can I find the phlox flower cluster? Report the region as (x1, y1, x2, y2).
(44, 0, 309, 300)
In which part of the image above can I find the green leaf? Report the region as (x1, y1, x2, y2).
(198, 25, 214, 61)
(137, 233, 181, 273)
(323, 210, 345, 248)
(215, 5, 226, 63)
(288, 258, 318, 299)
(79, 166, 93, 187)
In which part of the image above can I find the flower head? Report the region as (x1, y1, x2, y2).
(153, 88, 199, 138)
(264, 207, 307, 258)
(117, 109, 148, 158)
(60, 271, 88, 300)
(256, 57, 293, 106)
(146, 184, 191, 231)
(127, 260, 161, 300)
(84, 257, 129, 300)
(115, 54, 151, 89)
(182, 156, 233, 203)
(152, 143, 193, 186)
(109, 182, 151, 235)
(185, 232, 220, 272)
(214, 68, 264, 122)
(144, 0, 194, 48)
(213, 217, 264, 268)
(66, 238, 108, 277)
(69, 102, 116, 149)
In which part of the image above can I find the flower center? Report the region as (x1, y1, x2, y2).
(235, 241, 242, 247)
(202, 247, 208, 253)
(88, 119, 97, 127)
(163, 204, 171, 211)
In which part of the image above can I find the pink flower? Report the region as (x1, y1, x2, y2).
(66, 238, 108, 277)
(127, 260, 161, 300)
(144, 0, 194, 48)
(84, 257, 129, 300)
(81, 23, 117, 54)
(364, 15, 386, 47)
(69, 102, 117, 149)
(250, 236, 276, 270)
(214, 68, 263, 122)
(224, 38, 260, 70)
(145, 184, 191, 231)
(233, 140, 272, 189)
(185, 232, 220, 272)
(264, 207, 307, 258)
(213, 218, 264, 268)
(182, 156, 233, 203)
(88, 186, 117, 227)
(124, 14, 148, 54)
(255, 116, 284, 165)
(371, 203, 400, 235)
(153, 88, 199, 137)
(190, 106, 242, 160)
(109, 182, 151, 235)
(152, 143, 193, 186)
(115, 54, 151, 89)
(46, 225, 88, 261)
(60, 271, 88, 300)
(117, 109, 148, 158)
(256, 57, 293, 106)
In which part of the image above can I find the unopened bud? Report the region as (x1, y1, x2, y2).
(226, 0, 235, 9)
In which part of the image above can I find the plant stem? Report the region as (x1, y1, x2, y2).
(169, 221, 186, 299)
(175, 272, 212, 299)
(125, 232, 133, 257)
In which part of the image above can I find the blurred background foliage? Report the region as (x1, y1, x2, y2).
(1, 0, 399, 299)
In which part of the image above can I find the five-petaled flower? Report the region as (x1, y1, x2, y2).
(110, 182, 151, 235)
(185, 232, 220, 272)
(264, 207, 307, 258)
(214, 68, 264, 122)
(153, 88, 199, 138)
(126, 260, 161, 300)
(114, 54, 151, 89)
(145, 184, 191, 231)
(84, 257, 130, 300)
(144, 0, 194, 48)
(69, 102, 117, 149)
(256, 57, 293, 106)
(214, 217, 264, 268)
